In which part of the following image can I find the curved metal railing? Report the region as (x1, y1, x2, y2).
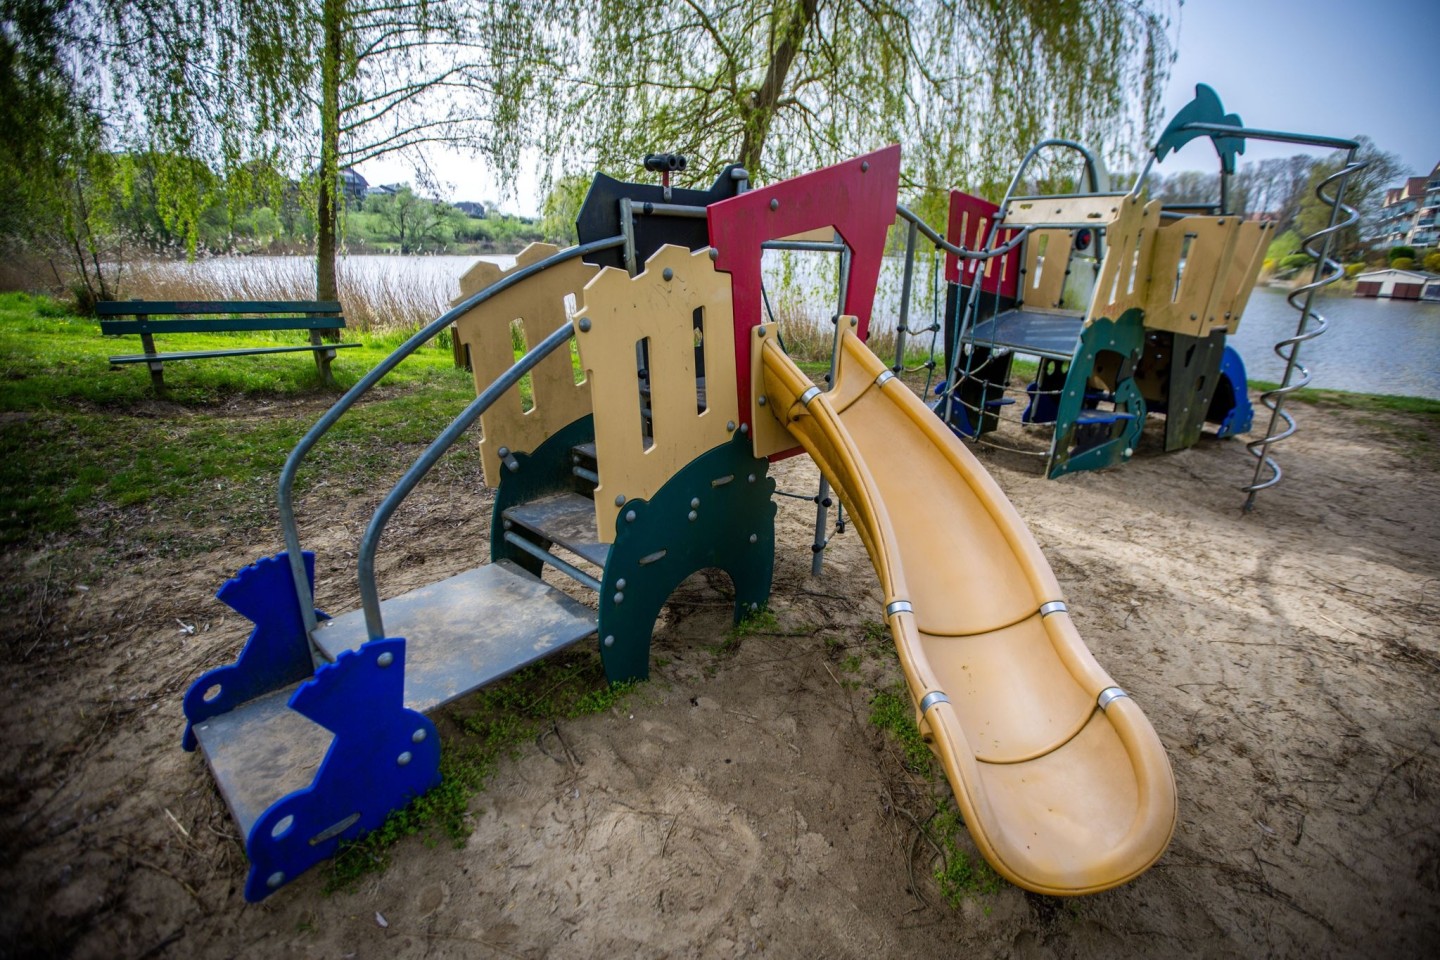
(1242, 153, 1364, 511)
(278, 235, 624, 662)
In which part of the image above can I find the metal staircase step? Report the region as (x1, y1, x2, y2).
(503, 492, 610, 567)
(191, 559, 598, 838)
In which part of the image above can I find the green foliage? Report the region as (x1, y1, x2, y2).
(1278, 252, 1314, 273)
(1425, 251, 1440, 274)
(869, 686, 935, 775)
(931, 809, 1004, 907)
(1391, 257, 1415, 270)
(1344, 262, 1364, 278)
(1388, 245, 1417, 264)
(1265, 229, 1303, 263)
(1295, 137, 1408, 258)
(538, 1, 1176, 200)
(540, 174, 591, 246)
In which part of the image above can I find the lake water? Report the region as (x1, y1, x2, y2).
(154, 252, 1440, 399)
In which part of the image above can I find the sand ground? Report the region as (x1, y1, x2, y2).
(2, 388, 1437, 959)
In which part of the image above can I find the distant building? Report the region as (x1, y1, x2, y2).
(1376, 161, 1440, 247)
(365, 183, 407, 199)
(454, 201, 487, 218)
(338, 167, 369, 209)
(1353, 267, 1440, 300)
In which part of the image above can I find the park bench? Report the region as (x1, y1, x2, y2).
(96, 300, 359, 389)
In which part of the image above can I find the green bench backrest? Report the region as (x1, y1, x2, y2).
(96, 300, 345, 336)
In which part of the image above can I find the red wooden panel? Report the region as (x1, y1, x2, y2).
(1393, 283, 1421, 300)
(1354, 281, 1380, 297)
(707, 145, 901, 431)
(943, 190, 1020, 299)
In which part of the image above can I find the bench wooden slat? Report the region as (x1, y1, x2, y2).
(100, 316, 347, 335)
(108, 343, 362, 364)
(96, 300, 342, 316)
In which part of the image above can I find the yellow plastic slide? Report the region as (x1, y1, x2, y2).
(756, 325, 1176, 895)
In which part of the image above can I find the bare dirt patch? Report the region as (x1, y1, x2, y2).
(2, 393, 1438, 959)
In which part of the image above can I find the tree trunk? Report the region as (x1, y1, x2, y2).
(315, 0, 343, 307)
(736, 0, 818, 176)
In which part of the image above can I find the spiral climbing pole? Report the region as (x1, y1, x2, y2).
(1242, 150, 1366, 511)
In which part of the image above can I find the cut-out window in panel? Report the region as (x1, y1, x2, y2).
(634, 336, 653, 450)
(510, 318, 534, 411)
(1172, 234, 1197, 302)
(692, 306, 707, 414)
(1032, 234, 1049, 289)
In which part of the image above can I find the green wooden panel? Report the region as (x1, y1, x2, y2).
(96, 300, 342, 316)
(100, 316, 347, 335)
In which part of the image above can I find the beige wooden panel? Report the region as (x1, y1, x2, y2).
(1217, 220, 1273, 333)
(1087, 196, 1159, 324)
(750, 324, 804, 459)
(574, 245, 740, 542)
(452, 242, 596, 486)
(1020, 229, 1076, 312)
(1143, 217, 1241, 337)
(1003, 194, 1127, 226)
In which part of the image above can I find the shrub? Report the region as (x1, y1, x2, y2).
(1278, 252, 1314, 273)
(1424, 251, 1440, 274)
(1344, 262, 1364, 278)
(1388, 245, 1417, 264)
(1391, 257, 1415, 271)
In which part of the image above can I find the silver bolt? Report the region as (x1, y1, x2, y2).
(850, 317, 857, 326)
(267, 872, 285, 889)
(614, 494, 625, 506)
(625, 510, 637, 522)
(861, 161, 870, 172)
(769, 198, 779, 211)
(397, 751, 412, 766)
(497, 446, 509, 457)
(726, 420, 736, 432)
(412, 728, 427, 743)
(709, 248, 719, 261)
(603, 635, 615, 647)
(579, 317, 591, 332)
(690, 497, 700, 509)
(740, 423, 749, 434)
(663, 267, 674, 281)
(758, 328, 766, 338)
(688, 510, 698, 522)
(747, 473, 756, 483)
(758, 396, 767, 406)
(616, 578, 627, 590)
(613, 592, 624, 604)
(377, 652, 394, 668)
(502, 519, 512, 530)
(749, 534, 758, 544)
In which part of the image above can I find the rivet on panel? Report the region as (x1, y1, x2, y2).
(377, 652, 394, 668)
(397, 751, 412, 766)
(663, 267, 674, 281)
(614, 494, 626, 507)
(769, 198, 779, 211)
(412, 728, 427, 743)
(688, 510, 698, 522)
(616, 578, 627, 590)
(690, 498, 700, 509)
(603, 635, 615, 647)
(613, 592, 625, 604)
(578, 317, 591, 332)
(625, 509, 637, 522)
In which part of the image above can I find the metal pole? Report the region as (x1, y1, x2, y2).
(894, 219, 919, 373)
(811, 244, 850, 577)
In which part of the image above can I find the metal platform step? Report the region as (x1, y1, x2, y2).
(503, 492, 610, 567)
(965, 309, 1085, 360)
(191, 559, 598, 837)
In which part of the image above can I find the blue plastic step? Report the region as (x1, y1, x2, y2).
(192, 558, 598, 838)
(1075, 410, 1136, 425)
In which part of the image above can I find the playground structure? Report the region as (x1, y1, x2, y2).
(915, 85, 1362, 506)
(179, 86, 1356, 902)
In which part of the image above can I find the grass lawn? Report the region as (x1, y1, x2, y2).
(0, 292, 476, 549)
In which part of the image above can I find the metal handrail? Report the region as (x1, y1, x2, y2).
(357, 319, 580, 640)
(278, 235, 624, 662)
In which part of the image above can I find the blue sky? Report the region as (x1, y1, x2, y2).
(1160, 0, 1436, 176)
(373, 0, 1438, 211)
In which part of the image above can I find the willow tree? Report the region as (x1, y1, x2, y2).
(91, 0, 543, 303)
(538, 0, 1176, 213)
